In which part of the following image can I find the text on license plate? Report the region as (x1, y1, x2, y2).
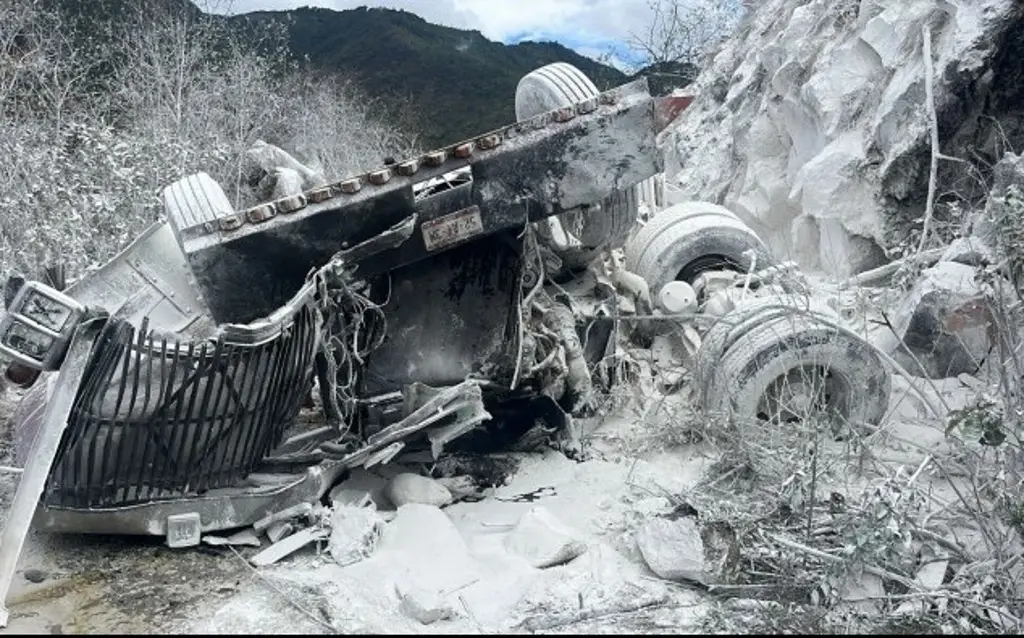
(421, 206, 485, 251)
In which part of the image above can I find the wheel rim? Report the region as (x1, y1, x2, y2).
(677, 254, 743, 285)
(756, 365, 851, 425)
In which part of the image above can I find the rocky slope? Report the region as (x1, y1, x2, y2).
(665, 0, 1024, 276)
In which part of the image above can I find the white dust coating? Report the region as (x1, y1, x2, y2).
(327, 504, 385, 567)
(503, 506, 588, 568)
(385, 473, 454, 508)
(184, 444, 714, 634)
(666, 0, 1018, 276)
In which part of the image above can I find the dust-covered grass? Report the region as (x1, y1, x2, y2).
(0, 0, 418, 286)
(612, 268, 1024, 634)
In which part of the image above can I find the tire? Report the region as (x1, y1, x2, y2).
(516, 63, 639, 270)
(624, 204, 777, 297)
(694, 295, 840, 409)
(538, 186, 640, 269)
(515, 62, 600, 121)
(163, 172, 236, 238)
(702, 313, 890, 428)
(624, 201, 741, 269)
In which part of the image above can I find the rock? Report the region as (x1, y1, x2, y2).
(23, 568, 46, 584)
(366, 504, 485, 600)
(376, 504, 468, 559)
(890, 261, 994, 378)
(327, 504, 385, 567)
(246, 139, 324, 185)
(636, 516, 708, 584)
(385, 473, 453, 508)
(270, 167, 305, 199)
(941, 237, 994, 267)
(666, 0, 1024, 276)
(504, 506, 587, 569)
(790, 132, 888, 275)
(838, 571, 885, 614)
(396, 584, 455, 625)
(915, 557, 949, 590)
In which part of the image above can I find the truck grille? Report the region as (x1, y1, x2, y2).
(43, 303, 318, 509)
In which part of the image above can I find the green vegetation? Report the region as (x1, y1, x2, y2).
(230, 6, 628, 147)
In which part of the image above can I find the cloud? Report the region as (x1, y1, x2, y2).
(202, 0, 655, 64)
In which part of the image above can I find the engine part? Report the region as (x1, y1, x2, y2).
(658, 281, 698, 314)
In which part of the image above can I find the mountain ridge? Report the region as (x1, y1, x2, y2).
(227, 5, 630, 146)
(47, 1, 679, 147)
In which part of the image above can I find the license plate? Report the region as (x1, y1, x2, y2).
(421, 206, 484, 251)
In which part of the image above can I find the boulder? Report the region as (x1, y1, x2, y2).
(270, 167, 305, 199)
(504, 506, 588, 569)
(385, 473, 453, 508)
(327, 504, 385, 567)
(941, 237, 994, 267)
(890, 261, 994, 378)
(974, 153, 1024, 255)
(369, 504, 484, 600)
(636, 516, 708, 584)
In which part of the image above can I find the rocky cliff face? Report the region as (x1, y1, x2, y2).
(664, 0, 1024, 276)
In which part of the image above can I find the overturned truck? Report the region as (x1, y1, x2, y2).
(0, 64, 891, 574)
(0, 67, 687, 542)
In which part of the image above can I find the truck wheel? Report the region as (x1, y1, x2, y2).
(702, 313, 890, 428)
(624, 201, 740, 269)
(536, 186, 639, 270)
(515, 62, 600, 121)
(624, 203, 776, 298)
(516, 63, 639, 270)
(694, 296, 840, 409)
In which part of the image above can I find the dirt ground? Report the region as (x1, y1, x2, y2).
(0, 387, 718, 635)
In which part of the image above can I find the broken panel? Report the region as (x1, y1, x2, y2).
(65, 222, 215, 339)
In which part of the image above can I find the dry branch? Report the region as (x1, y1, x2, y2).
(916, 24, 940, 255)
(765, 533, 920, 592)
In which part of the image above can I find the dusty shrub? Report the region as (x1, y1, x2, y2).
(0, 0, 418, 285)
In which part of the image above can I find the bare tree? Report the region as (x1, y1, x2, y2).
(628, 0, 745, 77)
(0, 0, 420, 283)
(0, 0, 99, 129)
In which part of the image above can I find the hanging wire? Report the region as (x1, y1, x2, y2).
(310, 259, 389, 433)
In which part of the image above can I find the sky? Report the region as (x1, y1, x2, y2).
(199, 0, 656, 69)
